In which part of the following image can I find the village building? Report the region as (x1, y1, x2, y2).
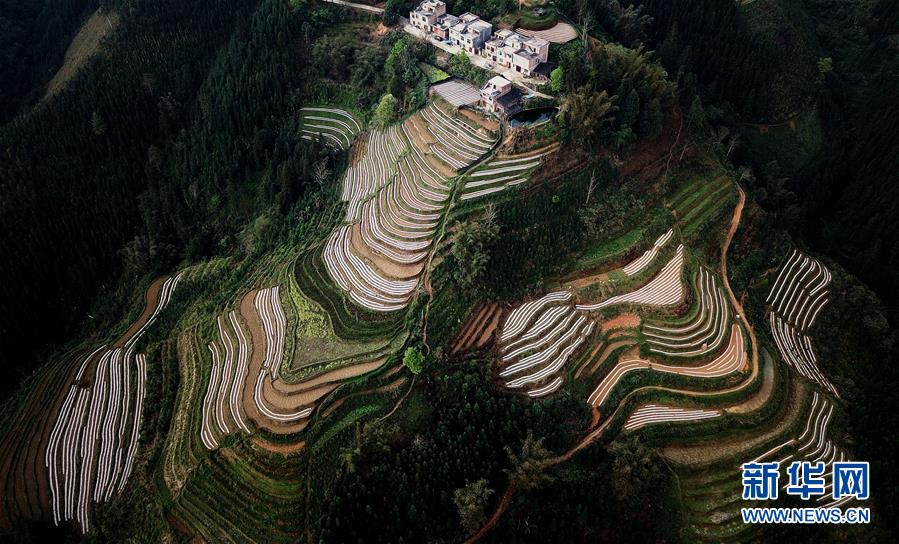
(431, 13, 460, 40)
(480, 76, 523, 117)
(409, 0, 447, 32)
(448, 13, 493, 54)
(483, 29, 550, 77)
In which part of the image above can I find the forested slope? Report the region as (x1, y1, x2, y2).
(0, 0, 331, 390)
(0, 0, 98, 121)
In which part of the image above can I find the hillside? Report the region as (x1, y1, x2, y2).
(0, 0, 896, 542)
(43, 8, 120, 100)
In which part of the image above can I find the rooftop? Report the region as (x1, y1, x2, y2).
(414, 0, 445, 14)
(487, 76, 511, 87)
(497, 87, 524, 109)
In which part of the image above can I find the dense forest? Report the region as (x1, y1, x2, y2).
(0, 0, 353, 391)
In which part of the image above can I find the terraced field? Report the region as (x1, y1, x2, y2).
(0, 274, 182, 532)
(0, 94, 862, 542)
(458, 143, 560, 202)
(448, 174, 861, 541)
(319, 100, 499, 313)
(299, 107, 362, 150)
(643, 267, 730, 358)
(766, 249, 838, 395)
(668, 173, 736, 238)
(45, 273, 182, 531)
(497, 292, 596, 397)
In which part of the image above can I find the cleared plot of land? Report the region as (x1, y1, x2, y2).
(299, 107, 361, 150)
(321, 101, 497, 313)
(45, 273, 181, 532)
(496, 292, 596, 397)
(766, 249, 837, 396)
(451, 303, 501, 354)
(515, 22, 578, 44)
(44, 10, 120, 100)
(431, 79, 481, 107)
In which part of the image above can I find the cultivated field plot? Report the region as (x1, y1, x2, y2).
(577, 244, 686, 311)
(299, 107, 362, 150)
(643, 267, 731, 358)
(198, 286, 395, 443)
(621, 228, 674, 276)
(459, 143, 559, 202)
(451, 302, 502, 354)
(431, 79, 481, 107)
(515, 22, 578, 44)
(497, 291, 596, 397)
(623, 403, 721, 432)
(751, 392, 851, 508)
(200, 312, 253, 449)
(668, 174, 735, 238)
(587, 323, 747, 409)
(45, 273, 181, 532)
(766, 249, 837, 395)
(320, 101, 498, 313)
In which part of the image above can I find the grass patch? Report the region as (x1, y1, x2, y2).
(419, 62, 450, 84)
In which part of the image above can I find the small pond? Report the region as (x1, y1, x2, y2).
(509, 107, 558, 128)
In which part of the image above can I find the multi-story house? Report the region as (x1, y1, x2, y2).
(448, 13, 493, 54)
(483, 29, 549, 77)
(431, 14, 460, 40)
(480, 76, 523, 117)
(410, 0, 446, 32)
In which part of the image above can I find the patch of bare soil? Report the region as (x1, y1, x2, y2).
(452, 304, 493, 354)
(114, 276, 165, 347)
(475, 308, 501, 348)
(349, 223, 424, 279)
(563, 271, 610, 289)
(252, 438, 306, 456)
(348, 130, 368, 167)
(263, 381, 336, 410)
(459, 108, 499, 132)
(275, 358, 386, 394)
(601, 314, 641, 333)
(44, 10, 120, 100)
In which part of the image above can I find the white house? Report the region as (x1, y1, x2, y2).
(410, 0, 447, 32)
(449, 13, 493, 54)
(480, 76, 523, 117)
(483, 29, 549, 77)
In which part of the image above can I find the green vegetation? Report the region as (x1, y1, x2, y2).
(447, 51, 491, 87)
(419, 62, 450, 84)
(374, 93, 399, 126)
(402, 346, 424, 375)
